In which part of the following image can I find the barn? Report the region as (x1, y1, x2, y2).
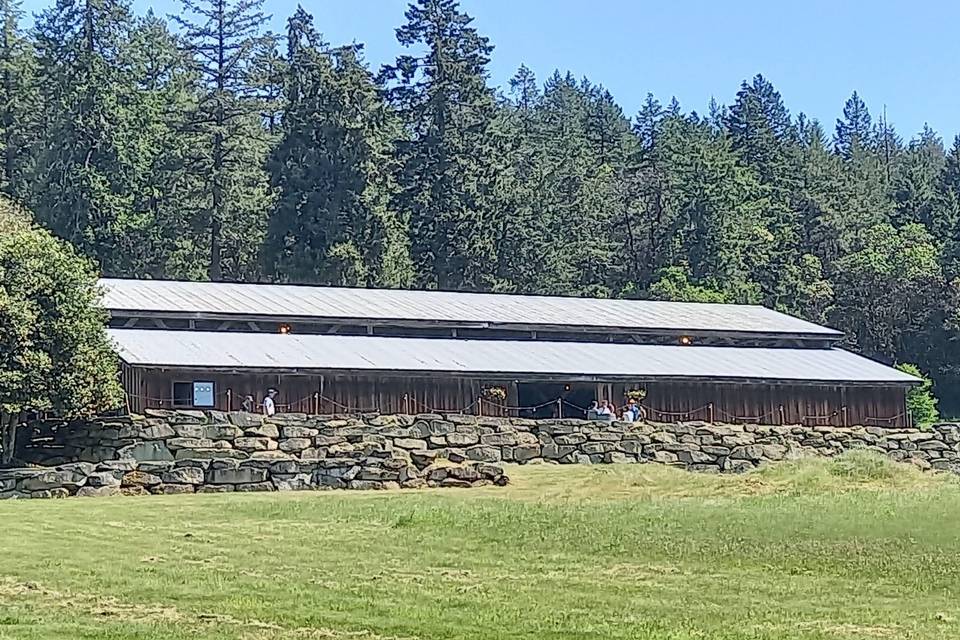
(101, 278, 918, 427)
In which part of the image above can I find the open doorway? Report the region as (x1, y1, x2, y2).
(516, 382, 595, 419)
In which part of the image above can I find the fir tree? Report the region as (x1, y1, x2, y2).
(31, 0, 153, 275)
(384, 0, 506, 290)
(0, 0, 36, 198)
(172, 0, 274, 280)
(834, 91, 873, 158)
(264, 7, 411, 287)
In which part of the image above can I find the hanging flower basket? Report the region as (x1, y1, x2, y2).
(482, 386, 507, 401)
(624, 388, 647, 402)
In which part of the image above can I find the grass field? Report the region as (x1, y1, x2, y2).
(1, 454, 960, 640)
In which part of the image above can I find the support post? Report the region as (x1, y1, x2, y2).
(477, 396, 482, 417)
(841, 406, 848, 427)
(557, 397, 563, 419)
(313, 393, 320, 416)
(226, 388, 232, 412)
(404, 393, 410, 415)
(707, 402, 714, 424)
(778, 405, 785, 425)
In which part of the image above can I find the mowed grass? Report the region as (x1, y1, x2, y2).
(1, 453, 960, 639)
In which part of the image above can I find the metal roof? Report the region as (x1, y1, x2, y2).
(108, 329, 915, 385)
(99, 278, 842, 338)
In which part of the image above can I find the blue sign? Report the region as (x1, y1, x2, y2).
(193, 381, 215, 407)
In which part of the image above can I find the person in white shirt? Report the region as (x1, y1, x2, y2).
(596, 400, 612, 420)
(262, 388, 278, 416)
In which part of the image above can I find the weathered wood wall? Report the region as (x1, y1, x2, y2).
(121, 365, 910, 427)
(121, 366, 514, 417)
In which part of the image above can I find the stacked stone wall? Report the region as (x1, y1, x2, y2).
(1, 410, 958, 499)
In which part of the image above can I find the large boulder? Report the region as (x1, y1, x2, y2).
(118, 441, 174, 463)
(162, 467, 205, 485)
(208, 467, 268, 485)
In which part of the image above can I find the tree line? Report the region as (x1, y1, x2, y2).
(0, 0, 956, 409)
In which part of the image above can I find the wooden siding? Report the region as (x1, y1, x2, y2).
(121, 365, 910, 427)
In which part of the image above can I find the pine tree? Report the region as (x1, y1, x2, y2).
(173, 0, 274, 281)
(832, 92, 894, 255)
(124, 11, 197, 277)
(892, 125, 945, 230)
(725, 74, 796, 185)
(508, 63, 539, 133)
(0, 0, 36, 199)
(584, 83, 633, 167)
(264, 7, 411, 287)
(725, 74, 801, 306)
(492, 65, 544, 292)
(385, 0, 508, 290)
(834, 91, 872, 158)
(248, 33, 284, 137)
(31, 0, 153, 275)
(530, 70, 618, 296)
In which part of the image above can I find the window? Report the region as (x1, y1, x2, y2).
(172, 382, 193, 408)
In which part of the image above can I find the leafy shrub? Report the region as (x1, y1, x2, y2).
(895, 363, 939, 427)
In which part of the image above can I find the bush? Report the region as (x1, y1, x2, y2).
(895, 363, 939, 427)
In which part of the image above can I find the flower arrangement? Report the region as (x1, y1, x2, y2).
(624, 388, 647, 402)
(482, 386, 507, 401)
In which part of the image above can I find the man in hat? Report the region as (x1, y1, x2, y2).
(262, 388, 278, 417)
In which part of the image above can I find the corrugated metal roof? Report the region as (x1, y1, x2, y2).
(108, 329, 914, 385)
(99, 278, 842, 338)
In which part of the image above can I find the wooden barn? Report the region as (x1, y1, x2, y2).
(101, 278, 919, 427)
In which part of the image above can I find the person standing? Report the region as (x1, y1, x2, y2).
(241, 394, 255, 413)
(262, 388, 278, 416)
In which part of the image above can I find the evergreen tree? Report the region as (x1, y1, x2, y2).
(530, 70, 618, 296)
(0, 0, 36, 199)
(264, 7, 411, 287)
(173, 0, 274, 281)
(124, 11, 197, 278)
(834, 91, 873, 158)
(508, 63, 539, 133)
(893, 125, 946, 230)
(725, 74, 795, 184)
(385, 0, 507, 290)
(725, 74, 802, 306)
(31, 0, 155, 276)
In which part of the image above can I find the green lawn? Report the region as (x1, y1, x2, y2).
(1, 454, 960, 639)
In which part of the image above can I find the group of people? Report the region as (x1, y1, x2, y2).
(588, 398, 644, 422)
(239, 389, 278, 416)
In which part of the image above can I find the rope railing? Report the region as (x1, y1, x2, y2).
(801, 411, 840, 425)
(124, 391, 911, 427)
(478, 397, 559, 413)
(714, 407, 781, 424)
(864, 412, 907, 425)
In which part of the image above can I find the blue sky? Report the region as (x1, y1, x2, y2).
(23, 0, 960, 141)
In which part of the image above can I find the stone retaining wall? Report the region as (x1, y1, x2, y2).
(2, 410, 959, 499)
